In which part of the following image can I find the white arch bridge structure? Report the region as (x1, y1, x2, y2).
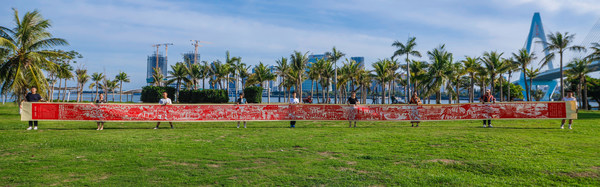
(515, 12, 600, 101)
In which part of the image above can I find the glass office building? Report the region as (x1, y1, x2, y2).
(146, 53, 167, 84)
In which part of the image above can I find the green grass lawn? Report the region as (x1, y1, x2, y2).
(1, 103, 599, 186)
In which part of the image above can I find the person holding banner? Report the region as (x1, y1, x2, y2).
(154, 92, 174, 129)
(347, 91, 359, 127)
(561, 91, 577, 129)
(21, 87, 45, 130)
(289, 92, 299, 128)
(236, 93, 247, 128)
(479, 89, 496, 128)
(409, 92, 422, 127)
(94, 93, 107, 130)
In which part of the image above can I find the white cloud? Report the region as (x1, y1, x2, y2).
(498, 0, 600, 15)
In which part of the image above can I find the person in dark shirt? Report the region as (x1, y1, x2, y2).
(347, 91, 359, 127)
(303, 95, 313, 104)
(94, 93, 107, 130)
(21, 87, 44, 130)
(236, 93, 247, 128)
(479, 89, 496, 128)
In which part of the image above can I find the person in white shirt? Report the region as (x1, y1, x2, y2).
(155, 92, 174, 129)
(561, 91, 578, 129)
(289, 92, 300, 128)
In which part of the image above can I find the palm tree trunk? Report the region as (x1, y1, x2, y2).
(298, 74, 302, 101)
(499, 75, 504, 102)
(523, 67, 529, 101)
(471, 74, 475, 103)
(529, 78, 533, 100)
(57, 79, 62, 102)
(578, 79, 582, 109)
(310, 80, 314, 99)
(381, 83, 385, 104)
(490, 73, 495, 99)
(583, 77, 589, 110)
(176, 80, 181, 103)
(316, 80, 319, 103)
(119, 81, 123, 102)
(63, 79, 68, 101)
(560, 51, 564, 98)
(507, 72, 512, 102)
(456, 82, 460, 104)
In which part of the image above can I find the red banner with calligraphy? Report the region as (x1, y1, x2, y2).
(20, 101, 577, 122)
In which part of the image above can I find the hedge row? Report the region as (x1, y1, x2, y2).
(178, 89, 228, 103)
(243, 86, 263, 103)
(141, 86, 265, 103)
(140, 86, 176, 103)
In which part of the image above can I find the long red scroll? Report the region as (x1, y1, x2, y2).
(20, 102, 577, 122)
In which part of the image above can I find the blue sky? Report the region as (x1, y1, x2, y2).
(1, 0, 600, 90)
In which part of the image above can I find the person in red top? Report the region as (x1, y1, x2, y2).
(479, 89, 496, 128)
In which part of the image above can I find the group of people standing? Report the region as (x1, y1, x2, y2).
(19, 86, 578, 130)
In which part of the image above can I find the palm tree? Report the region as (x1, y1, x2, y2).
(90, 72, 105, 101)
(566, 58, 592, 109)
(238, 64, 251, 90)
(225, 51, 241, 99)
(408, 60, 429, 96)
(539, 32, 586, 98)
(392, 36, 422, 102)
(475, 66, 490, 100)
(495, 58, 512, 101)
(526, 67, 541, 100)
(307, 61, 320, 100)
(248, 62, 276, 102)
(320, 60, 334, 103)
(372, 59, 391, 104)
(290, 51, 309, 99)
(75, 68, 89, 102)
(356, 68, 372, 104)
(587, 42, 600, 62)
(102, 79, 118, 102)
(337, 64, 351, 102)
(88, 82, 97, 102)
(200, 61, 210, 90)
(115, 72, 130, 102)
(512, 49, 536, 101)
(275, 57, 290, 103)
(152, 67, 165, 86)
(209, 60, 233, 90)
(325, 47, 345, 103)
(45, 64, 59, 102)
(0, 9, 68, 102)
(311, 58, 328, 103)
(426, 45, 453, 104)
(283, 70, 299, 102)
(58, 63, 74, 101)
(481, 51, 504, 98)
(503, 58, 520, 101)
(167, 62, 191, 102)
(462, 56, 480, 103)
(387, 59, 400, 104)
(449, 62, 466, 103)
(188, 63, 202, 90)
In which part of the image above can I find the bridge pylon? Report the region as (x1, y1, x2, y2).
(516, 12, 559, 101)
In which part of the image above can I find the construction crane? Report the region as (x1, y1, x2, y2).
(151, 44, 161, 72)
(162, 43, 174, 63)
(190, 40, 210, 64)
